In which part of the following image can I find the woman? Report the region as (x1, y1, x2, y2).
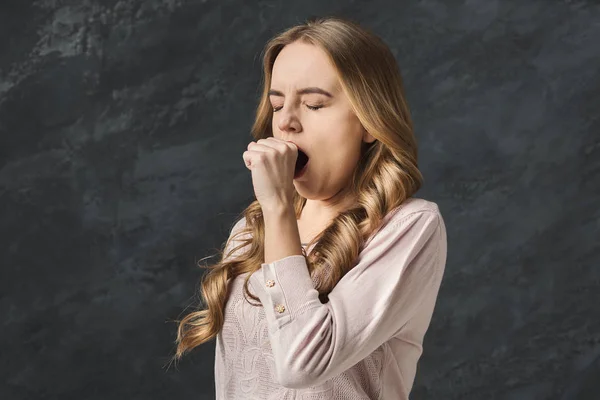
(172, 16, 448, 400)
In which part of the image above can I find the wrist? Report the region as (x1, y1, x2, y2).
(262, 201, 295, 220)
(262, 201, 303, 264)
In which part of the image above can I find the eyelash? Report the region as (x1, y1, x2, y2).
(272, 104, 323, 112)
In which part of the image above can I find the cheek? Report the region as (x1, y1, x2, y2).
(323, 146, 359, 174)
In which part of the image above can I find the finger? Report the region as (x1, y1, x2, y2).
(243, 150, 263, 167)
(283, 140, 298, 153)
(256, 138, 283, 150)
(247, 141, 270, 153)
(259, 137, 295, 154)
(266, 137, 298, 153)
(243, 149, 269, 169)
(242, 151, 252, 168)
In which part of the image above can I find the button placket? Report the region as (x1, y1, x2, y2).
(275, 304, 286, 313)
(262, 264, 289, 323)
(266, 279, 286, 313)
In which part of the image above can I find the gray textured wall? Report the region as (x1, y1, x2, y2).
(1, 0, 599, 399)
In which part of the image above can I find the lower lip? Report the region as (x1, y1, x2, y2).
(294, 160, 309, 179)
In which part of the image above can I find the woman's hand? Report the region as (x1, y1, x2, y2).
(243, 137, 298, 213)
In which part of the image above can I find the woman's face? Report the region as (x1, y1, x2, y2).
(269, 41, 375, 206)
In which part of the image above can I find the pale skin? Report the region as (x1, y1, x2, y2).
(243, 40, 376, 263)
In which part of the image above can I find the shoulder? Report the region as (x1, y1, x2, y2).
(223, 216, 251, 258)
(228, 216, 251, 243)
(385, 197, 443, 227)
(231, 215, 247, 232)
(363, 197, 445, 248)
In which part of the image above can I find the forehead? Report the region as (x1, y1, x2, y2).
(271, 42, 340, 92)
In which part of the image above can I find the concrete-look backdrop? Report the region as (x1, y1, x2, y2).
(1, 0, 598, 399)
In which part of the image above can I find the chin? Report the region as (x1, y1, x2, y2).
(293, 183, 311, 197)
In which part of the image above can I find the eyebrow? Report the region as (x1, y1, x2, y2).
(268, 87, 333, 98)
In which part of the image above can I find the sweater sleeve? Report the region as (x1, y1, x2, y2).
(222, 216, 248, 261)
(247, 208, 447, 389)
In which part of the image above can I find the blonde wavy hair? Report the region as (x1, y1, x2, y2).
(169, 16, 423, 366)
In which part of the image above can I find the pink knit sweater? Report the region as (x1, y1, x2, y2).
(214, 197, 447, 399)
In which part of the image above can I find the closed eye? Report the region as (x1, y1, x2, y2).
(272, 104, 323, 112)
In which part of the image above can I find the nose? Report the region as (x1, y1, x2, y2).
(275, 105, 301, 134)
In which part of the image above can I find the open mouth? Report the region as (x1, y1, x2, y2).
(294, 149, 309, 178)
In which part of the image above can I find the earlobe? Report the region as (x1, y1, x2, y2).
(363, 130, 376, 144)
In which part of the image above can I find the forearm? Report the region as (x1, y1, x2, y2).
(263, 203, 304, 264)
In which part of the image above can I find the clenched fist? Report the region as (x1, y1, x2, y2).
(242, 137, 300, 213)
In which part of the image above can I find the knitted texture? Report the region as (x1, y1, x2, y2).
(214, 197, 447, 399)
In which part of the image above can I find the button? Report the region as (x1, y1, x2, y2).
(275, 304, 286, 313)
(266, 279, 275, 287)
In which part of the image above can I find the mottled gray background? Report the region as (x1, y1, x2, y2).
(1, 0, 599, 399)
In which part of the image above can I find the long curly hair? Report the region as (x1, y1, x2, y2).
(169, 16, 423, 365)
